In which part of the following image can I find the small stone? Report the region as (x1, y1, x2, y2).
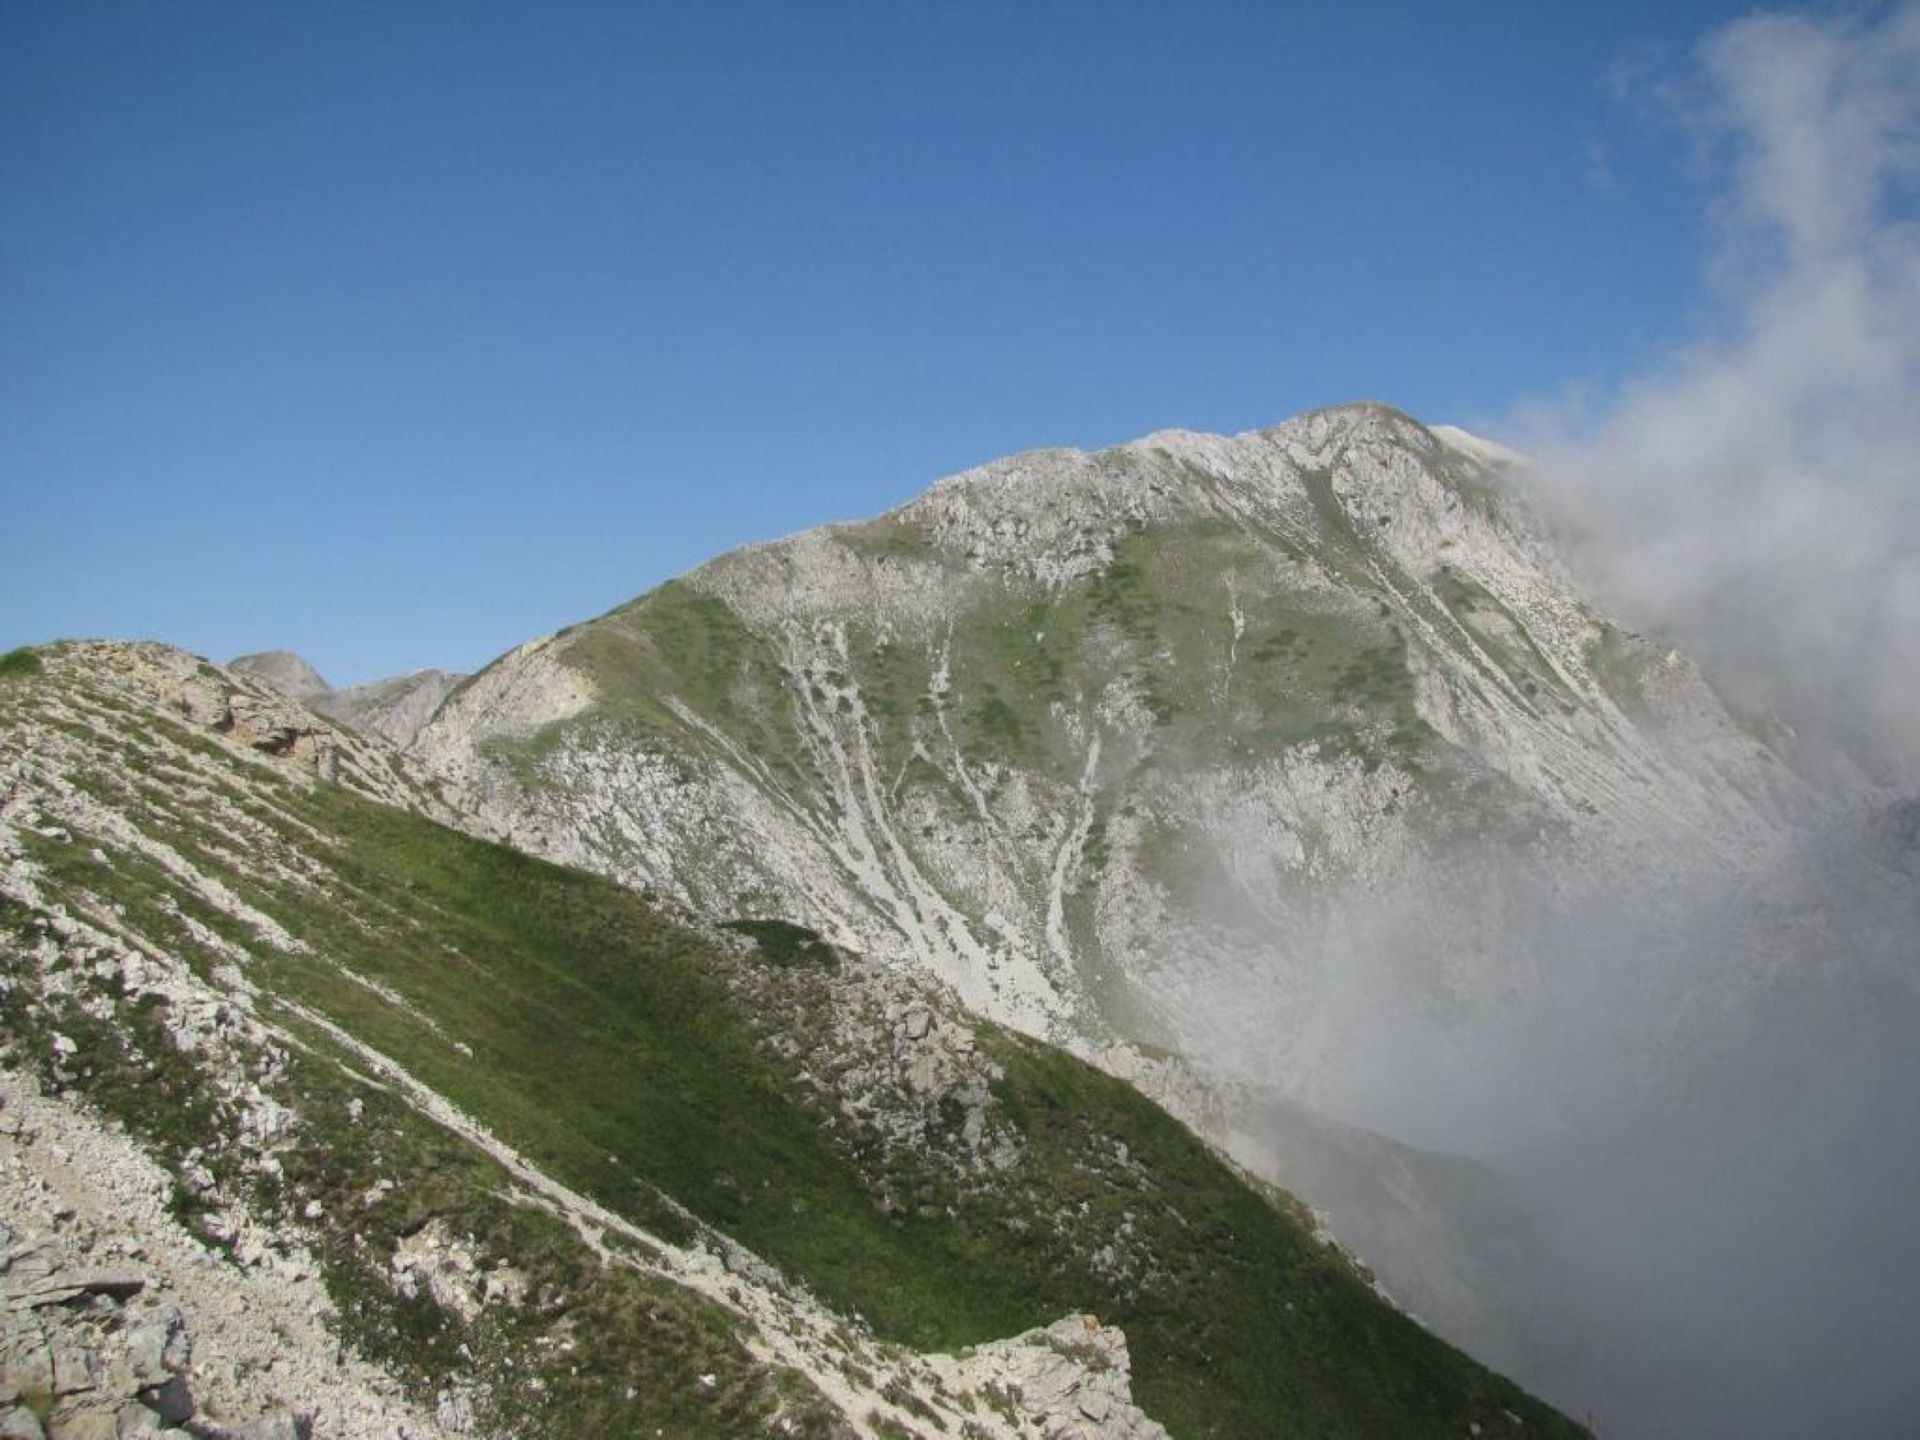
(123, 1304, 188, 1388)
(3, 1238, 64, 1286)
(137, 1374, 193, 1425)
(56, 1268, 147, 1303)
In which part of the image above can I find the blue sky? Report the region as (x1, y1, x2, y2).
(2, 0, 1764, 682)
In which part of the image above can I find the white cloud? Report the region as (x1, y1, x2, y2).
(1521, 3, 1920, 779)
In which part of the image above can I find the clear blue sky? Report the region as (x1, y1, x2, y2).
(2, 0, 1759, 683)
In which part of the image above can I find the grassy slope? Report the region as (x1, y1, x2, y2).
(2, 654, 1581, 1439)
(3, 661, 848, 1435)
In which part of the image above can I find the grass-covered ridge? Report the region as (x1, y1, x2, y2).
(0, 648, 1584, 1438)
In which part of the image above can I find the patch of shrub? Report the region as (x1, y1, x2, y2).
(0, 646, 43, 679)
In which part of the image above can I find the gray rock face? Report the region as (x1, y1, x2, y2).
(936, 1315, 1167, 1440)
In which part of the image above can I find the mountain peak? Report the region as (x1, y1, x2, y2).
(230, 649, 330, 699)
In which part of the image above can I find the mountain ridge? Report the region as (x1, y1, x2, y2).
(407, 401, 1809, 1033)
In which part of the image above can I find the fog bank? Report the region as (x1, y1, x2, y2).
(1250, 810, 1920, 1437)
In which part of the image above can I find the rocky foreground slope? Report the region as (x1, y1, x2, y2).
(0, 642, 1581, 1437)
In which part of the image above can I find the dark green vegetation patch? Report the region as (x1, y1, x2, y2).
(0, 646, 43, 679)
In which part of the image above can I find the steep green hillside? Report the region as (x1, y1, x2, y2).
(0, 642, 1584, 1437)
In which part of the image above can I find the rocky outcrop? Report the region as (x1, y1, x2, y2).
(936, 1316, 1167, 1440)
(49, 643, 442, 817)
(0, 1214, 302, 1440)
